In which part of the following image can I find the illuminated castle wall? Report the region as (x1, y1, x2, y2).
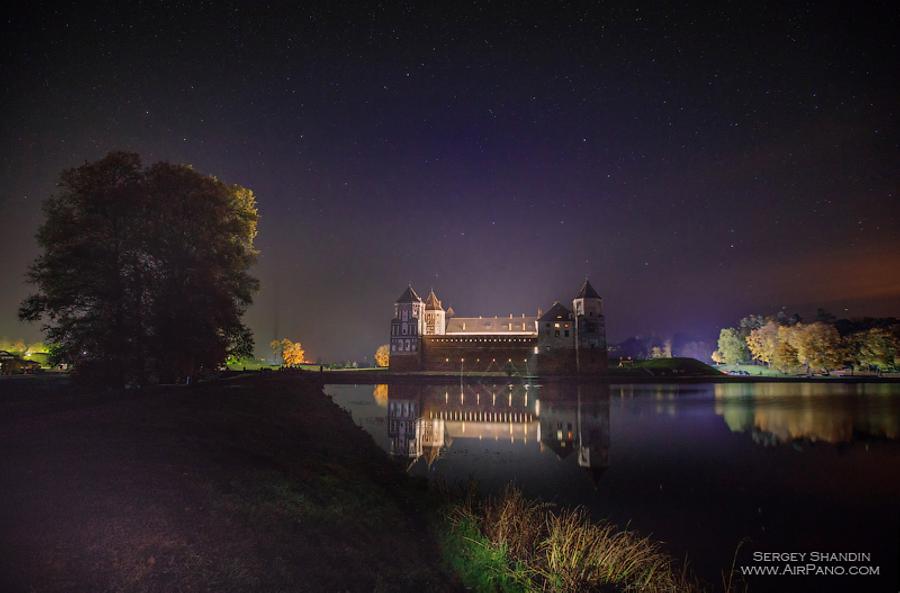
(388, 280, 608, 374)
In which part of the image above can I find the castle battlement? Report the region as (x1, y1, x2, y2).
(389, 281, 608, 375)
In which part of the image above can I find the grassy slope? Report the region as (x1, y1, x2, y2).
(716, 363, 786, 377)
(225, 356, 279, 370)
(225, 358, 385, 372)
(0, 375, 456, 593)
(611, 357, 723, 377)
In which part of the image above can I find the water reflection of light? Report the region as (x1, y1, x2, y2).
(372, 384, 388, 407)
(713, 383, 900, 445)
(383, 384, 609, 475)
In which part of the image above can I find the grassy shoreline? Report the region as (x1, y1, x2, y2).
(437, 487, 734, 593)
(317, 370, 900, 384)
(222, 356, 900, 384)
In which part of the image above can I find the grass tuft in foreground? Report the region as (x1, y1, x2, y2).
(441, 486, 742, 593)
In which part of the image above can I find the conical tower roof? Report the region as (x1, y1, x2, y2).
(396, 285, 422, 303)
(575, 279, 601, 299)
(424, 289, 444, 311)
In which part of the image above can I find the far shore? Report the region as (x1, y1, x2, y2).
(294, 368, 900, 385)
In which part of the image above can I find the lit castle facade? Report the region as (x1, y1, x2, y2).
(389, 280, 607, 374)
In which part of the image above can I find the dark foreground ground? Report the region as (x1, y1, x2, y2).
(0, 374, 458, 593)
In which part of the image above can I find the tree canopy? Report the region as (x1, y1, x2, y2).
(746, 321, 780, 365)
(374, 344, 390, 368)
(271, 338, 306, 367)
(719, 311, 898, 374)
(19, 152, 259, 385)
(854, 328, 899, 373)
(712, 328, 749, 365)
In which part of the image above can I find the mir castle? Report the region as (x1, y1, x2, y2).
(389, 280, 608, 374)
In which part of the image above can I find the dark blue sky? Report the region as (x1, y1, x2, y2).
(2, 2, 898, 361)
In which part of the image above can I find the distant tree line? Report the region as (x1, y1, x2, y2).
(712, 309, 900, 374)
(19, 152, 259, 386)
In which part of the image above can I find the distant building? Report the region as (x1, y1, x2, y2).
(389, 280, 607, 374)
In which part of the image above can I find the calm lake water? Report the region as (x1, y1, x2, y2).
(326, 381, 900, 593)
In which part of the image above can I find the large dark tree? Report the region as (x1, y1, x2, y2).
(19, 152, 259, 385)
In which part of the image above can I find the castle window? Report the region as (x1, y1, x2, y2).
(555, 330, 560, 337)
(564, 330, 570, 337)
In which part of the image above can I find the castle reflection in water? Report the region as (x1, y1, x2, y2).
(381, 383, 610, 475)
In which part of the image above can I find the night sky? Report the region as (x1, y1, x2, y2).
(2, 2, 898, 362)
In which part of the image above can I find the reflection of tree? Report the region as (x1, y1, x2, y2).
(719, 404, 755, 435)
(857, 412, 899, 441)
(372, 384, 388, 408)
(714, 384, 900, 445)
(752, 407, 853, 444)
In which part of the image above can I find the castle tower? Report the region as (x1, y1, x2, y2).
(572, 279, 608, 373)
(389, 285, 425, 371)
(422, 289, 446, 335)
(536, 301, 576, 374)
